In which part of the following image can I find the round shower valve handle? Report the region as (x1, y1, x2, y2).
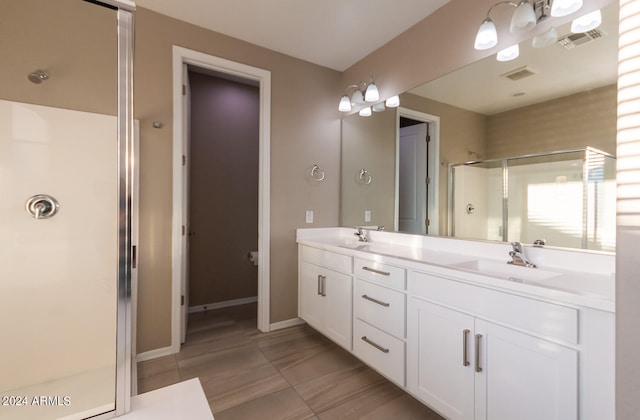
(25, 194, 60, 219)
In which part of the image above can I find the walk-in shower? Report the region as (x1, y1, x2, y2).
(0, 1, 134, 419)
(449, 147, 616, 252)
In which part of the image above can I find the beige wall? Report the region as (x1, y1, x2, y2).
(0, 0, 117, 114)
(341, 110, 397, 228)
(486, 84, 617, 158)
(134, 8, 342, 352)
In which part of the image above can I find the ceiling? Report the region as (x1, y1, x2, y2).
(409, 2, 618, 115)
(133, 0, 449, 71)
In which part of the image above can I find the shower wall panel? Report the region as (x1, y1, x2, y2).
(0, 99, 117, 418)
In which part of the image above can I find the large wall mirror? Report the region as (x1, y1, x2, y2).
(341, 0, 617, 253)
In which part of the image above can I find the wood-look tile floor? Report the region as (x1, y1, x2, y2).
(137, 303, 444, 420)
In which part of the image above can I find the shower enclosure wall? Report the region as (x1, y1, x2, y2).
(449, 147, 616, 252)
(0, 1, 134, 419)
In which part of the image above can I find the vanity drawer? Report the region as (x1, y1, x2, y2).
(409, 270, 579, 344)
(301, 245, 353, 274)
(355, 258, 406, 290)
(353, 319, 405, 386)
(354, 279, 406, 338)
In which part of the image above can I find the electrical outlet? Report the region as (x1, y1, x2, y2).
(305, 210, 313, 224)
(364, 210, 371, 222)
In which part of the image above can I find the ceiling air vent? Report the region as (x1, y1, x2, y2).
(558, 29, 606, 50)
(501, 66, 538, 81)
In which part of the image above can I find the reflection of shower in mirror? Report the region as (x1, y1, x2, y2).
(27, 69, 49, 84)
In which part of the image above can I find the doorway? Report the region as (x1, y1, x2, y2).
(172, 47, 271, 353)
(185, 68, 260, 342)
(395, 108, 440, 235)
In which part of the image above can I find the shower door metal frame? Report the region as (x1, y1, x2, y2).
(84, 0, 136, 418)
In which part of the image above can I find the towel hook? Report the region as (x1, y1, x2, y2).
(311, 164, 325, 182)
(358, 169, 372, 185)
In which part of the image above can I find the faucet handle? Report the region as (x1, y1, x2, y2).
(511, 242, 523, 253)
(533, 239, 546, 247)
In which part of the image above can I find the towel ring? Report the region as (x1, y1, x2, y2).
(311, 164, 325, 182)
(359, 169, 372, 185)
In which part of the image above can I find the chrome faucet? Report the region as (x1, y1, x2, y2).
(354, 227, 369, 242)
(508, 242, 536, 268)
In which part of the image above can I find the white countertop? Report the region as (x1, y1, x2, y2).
(297, 228, 615, 312)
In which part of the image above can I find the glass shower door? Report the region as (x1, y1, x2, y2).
(0, 1, 124, 418)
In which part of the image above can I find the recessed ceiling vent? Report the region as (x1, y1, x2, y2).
(558, 29, 606, 50)
(501, 66, 537, 81)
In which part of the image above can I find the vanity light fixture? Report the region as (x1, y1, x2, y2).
(474, 0, 583, 51)
(338, 76, 380, 112)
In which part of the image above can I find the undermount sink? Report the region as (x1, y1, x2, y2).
(451, 259, 562, 284)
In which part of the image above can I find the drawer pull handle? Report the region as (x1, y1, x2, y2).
(475, 333, 483, 373)
(361, 336, 389, 353)
(361, 294, 390, 307)
(462, 329, 470, 367)
(362, 266, 391, 276)
(317, 275, 326, 296)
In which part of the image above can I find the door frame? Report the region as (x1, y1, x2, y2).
(395, 107, 440, 235)
(171, 46, 271, 353)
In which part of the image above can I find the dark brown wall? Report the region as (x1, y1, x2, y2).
(188, 71, 259, 306)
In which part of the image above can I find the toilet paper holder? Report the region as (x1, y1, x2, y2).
(248, 251, 259, 266)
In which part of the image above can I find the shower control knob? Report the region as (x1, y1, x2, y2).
(25, 194, 60, 219)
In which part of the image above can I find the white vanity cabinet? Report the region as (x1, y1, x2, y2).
(352, 258, 407, 385)
(298, 245, 353, 350)
(297, 229, 614, 420)
(407, 270, 578, 420)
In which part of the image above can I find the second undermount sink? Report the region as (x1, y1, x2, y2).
(451, 259, 562, 284)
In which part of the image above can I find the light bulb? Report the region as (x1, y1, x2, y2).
(532, 27, 557, 48)
(365, 82, 379, 102)
(510, 1, 537, 32)
(385, 95, 400, 107)
(475, 18, 498, 50)
(359, 107, 372, 117)
(351, 89, 364, 105)
(497, 44, 520, 61)
(551, 0, 583, 17)
(372, 102, 386, 112)
(338, 95, 351, 112)
(571, 9, 601, 33)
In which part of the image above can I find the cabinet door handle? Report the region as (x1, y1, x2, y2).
(317, 275, 322, 295)
(362, 266, 391, 276)
(475, 333, 483, 373)
(321, 275, 326, 296)
(361, 336, 389, 353)
(361, 294, 390, 307)
(462, 329, 470, 367)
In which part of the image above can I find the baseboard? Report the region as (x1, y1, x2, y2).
(188, 296, 258, 314)
(136, 345, 174, 362)
(270, 317, 305, 331)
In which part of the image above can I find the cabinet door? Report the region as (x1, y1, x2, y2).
(324, 269, 353, 350)
(474, 320, 578, 420)
(407, 298, 475, 420)
(298, 262, 325, 331)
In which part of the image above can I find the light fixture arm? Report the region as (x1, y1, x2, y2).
(485, 1, 518, 18)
